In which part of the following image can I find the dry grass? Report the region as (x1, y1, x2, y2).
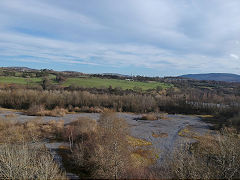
(40, 120, 65, 139)
(0, 118, 16, 130)
(0, 118, 40, 143)
(140, 113, 169, 121)
(152, 132, 168, 138)
(0, 108, 19, 112)
(73, 106, 104, 113)
(178, 126, 191, 137)
(127, 136, 152, 147)
(131, 149, 159, 167)
(26, 104, 68, 117)
(48, 107, 68, 117)
(172, 128, 240, 179)
(26, 104, 45, 115)
(159, 113, 169, 120)
(0, 117, 66, 143)
(178, 126, 200, 139)
(4, 113, 17, 118)
(66, 118, 97, 133)
(140, 113, 159, 121)
(197, 114, 214, 118)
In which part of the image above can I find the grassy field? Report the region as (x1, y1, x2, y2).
(0, 76, 42, 85)
(63, 77, 173, 90)
(0, 76, 173, 90)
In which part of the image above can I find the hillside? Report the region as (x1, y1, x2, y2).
(180, 73, 240, 82)
(0, 67, 172, 91)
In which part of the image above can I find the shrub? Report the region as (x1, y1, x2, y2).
(0, 143, 65, 179)
(0, 118, 40, 143)
(26, 105, 68, 117)
(228, 113, 240, 131)
(26, 104, 45, 116)
(171, 128, 240, 179)
(140, 113, 169, 121)
(0, 117, 66, 179)
(140, 113, 159, 120)
(92, 113, 132, 179)
(63, 117, 97, 151)
(68, 113, 138, 179)
(0, 118, 65, 143)
(0, 89, 158, 113)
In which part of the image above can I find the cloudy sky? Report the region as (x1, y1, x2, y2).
(0, 0, 240, 76)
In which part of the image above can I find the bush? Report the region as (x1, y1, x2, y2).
(171, 128, 240, 179)
(26, 104, 68, 117)
(0, 117, 65, 143)
(68, 113, 154, 179)
(228, 113, 240, 131)
(63, 117, 97, 151)
(0, 118, 41, 143)
(0, 89, 158, 113)
(0, 143, 65, 179)
(140, 113, 159, 120)
(0, 117, 66, 179)
(27, 104, 45, 116)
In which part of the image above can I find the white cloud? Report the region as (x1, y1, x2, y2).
(0, 31, 236, 74)
(0, 0, 240, 75)
(230, 54, 239, 60)
(0, 0, 105, 30)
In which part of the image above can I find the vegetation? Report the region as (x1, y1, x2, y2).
(0, 67, 240, 179)
(170, 128, 240, 179)
(0, 68, 172, 92)
(0, 144, 65, 179)
(0, 76, 42, 85)
(140, 113, 161, 121)
(62, 112, 158, 179)
(0, 118, 65, 179)
(0, 89, 157, 113)
(26, 104, 68, 117)
(0, 110, 240, 179)
(63, 77, 172, 91)
(0, 85, 239, 130)
(0, 112, 158, 179)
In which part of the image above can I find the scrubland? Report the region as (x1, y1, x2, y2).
(0, 87, 239, 131)
(0, 112, 239, 179)
(0, 71, 240, 179)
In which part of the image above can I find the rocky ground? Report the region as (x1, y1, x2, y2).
(0, 109, 213, 178)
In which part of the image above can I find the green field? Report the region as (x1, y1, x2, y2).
(63, 77, 172, 90)
(0, 76, 173, 90)
(0, 76, 42, 85)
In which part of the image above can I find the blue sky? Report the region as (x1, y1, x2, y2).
(0, 0, 240, 76)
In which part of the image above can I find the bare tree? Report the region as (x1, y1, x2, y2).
(93, 112, 131, 179)
(0, 143, 65, 179)
(172, 128, 240, 179)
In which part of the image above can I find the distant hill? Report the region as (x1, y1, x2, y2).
(180, 73, 240, 82)
(1, 67, 38, 72)
(102, 73, 131, 77)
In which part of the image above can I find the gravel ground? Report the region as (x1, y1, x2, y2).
(0, 110, 212, 169)
(0, 111, 211, 153)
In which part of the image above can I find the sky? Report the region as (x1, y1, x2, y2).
(0, 0, 240, 76)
